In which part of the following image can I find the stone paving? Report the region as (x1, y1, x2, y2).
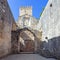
(0, 54, 56, 60)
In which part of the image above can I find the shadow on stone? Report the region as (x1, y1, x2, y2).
(37, 36, 60, 60)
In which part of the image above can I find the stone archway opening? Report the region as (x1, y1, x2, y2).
(18, 28, 36, 53)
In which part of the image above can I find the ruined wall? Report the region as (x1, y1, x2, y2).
(0, 0, 15, 57)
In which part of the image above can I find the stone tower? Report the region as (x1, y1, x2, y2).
(19, 6, 32, 16)
(17, 6, 38, 29)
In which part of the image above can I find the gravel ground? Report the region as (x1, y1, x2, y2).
(0, 54, 56, 60)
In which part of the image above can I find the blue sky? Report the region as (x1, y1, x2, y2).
(7, 0, 48, 21)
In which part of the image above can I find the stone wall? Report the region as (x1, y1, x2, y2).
(17, 16, 38, 30)
(38, 0, 60, 59)
(39, 0, 60, 41)
(0, 0, 16, 57)
(11, 31, 18, 54)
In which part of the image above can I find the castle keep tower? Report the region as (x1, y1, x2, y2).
(19, 6, 32, 16)
(17, 6, 38, 29)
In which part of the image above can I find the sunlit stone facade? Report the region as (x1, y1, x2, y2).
(19, 7, 32, 16)
(38, 0, 60, 41)
(17, 7, 39, 30)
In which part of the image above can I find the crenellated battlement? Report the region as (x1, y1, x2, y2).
(19, 6, 32, 16)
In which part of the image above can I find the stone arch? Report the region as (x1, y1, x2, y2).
(17, 28, 37, 53)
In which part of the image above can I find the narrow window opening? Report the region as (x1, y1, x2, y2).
(50, 3, 52, 7)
